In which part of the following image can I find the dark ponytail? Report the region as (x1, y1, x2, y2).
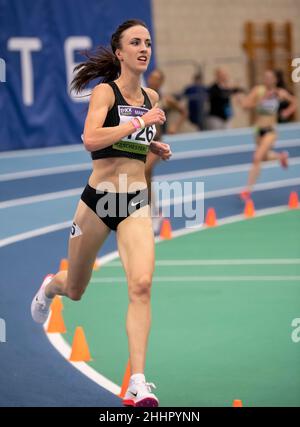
(71, 19, 148, 94)
(71, 47, 120, 93)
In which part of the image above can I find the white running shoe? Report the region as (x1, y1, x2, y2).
(123, 380, 159, 407)
(31, 274, 54, 324)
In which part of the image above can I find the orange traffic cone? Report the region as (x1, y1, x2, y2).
(233, 399, 243, 407)
(59, 258, 68, 271)
(119, 359, 131, 398)
(93, 260, 99, 270)
(160, 219, 172, 239)
(244, 199, 255, 218)
(46, 296, 66, 333)
(69, 326, 92, 362)
(50, 295, 63, 311)
(205, 208, 217, 227)
(289, 192, 299, 209)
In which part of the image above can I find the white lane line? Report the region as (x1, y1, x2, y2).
(102, 259, 300, 267)
(0, 221, 72, 248)
(0, 123, 300, 160)
(0, 176, 297, 212)
(164, 128, 254, 142)
(0, 205, 288, 251)
(0, 130, 255, 161)
(0, 188, 83, 209)
(45, 333, 121, 396)
(91, 276, 300, 283)
(159, 177, 300, 207)
(0, 123, 298, 160)
(44, 249, 121, 396)
(171, 139, 300, 160)
(0, 163, 91, 182)
(44, 250, 122, 396)
(1, 167, 300, 211)
(1, 141, 299, 181)
(0, 144, 85, 159)
(155, 157, 300, 181)
(163, 123, 300, 143)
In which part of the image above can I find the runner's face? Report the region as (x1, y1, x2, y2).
(116, 25, 152, 73)
(264, 71, 277, 88)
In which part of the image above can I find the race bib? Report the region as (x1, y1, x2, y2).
(113, 105, 156, 155)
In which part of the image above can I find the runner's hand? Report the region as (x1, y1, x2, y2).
(149, 141, 172, 160)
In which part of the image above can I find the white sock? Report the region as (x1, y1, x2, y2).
(130, 373, 145, 384)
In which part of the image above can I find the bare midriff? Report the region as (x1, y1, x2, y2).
(88, 157, 147, 192)
(255, 113, 277, 129)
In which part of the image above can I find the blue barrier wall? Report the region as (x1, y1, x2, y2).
(0, 0, 155, 151)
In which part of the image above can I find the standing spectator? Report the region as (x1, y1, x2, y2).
(207, 67, 242, 130)
(183, 72, 208, 130)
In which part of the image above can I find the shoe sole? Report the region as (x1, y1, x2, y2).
(135, 397, 159, 407)
(123, 397, 159, 407)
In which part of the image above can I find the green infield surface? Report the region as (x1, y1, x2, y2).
(62, 209, 300, 407)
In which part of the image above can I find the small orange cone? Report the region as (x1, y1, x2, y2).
(46, 297, 66, 333)
(119, 359, 131, 398)
(93, 260, 99, 271)
(59, 258, 68, 271)
(50, 295, 64, 311)
(69, 326, 92, 362)
(244, 199, 255, 218)
(289, 192, 299, 209)
(205, 208, 217, 227)
(160, 219, 172, 239)
(233, 399, 243, 407)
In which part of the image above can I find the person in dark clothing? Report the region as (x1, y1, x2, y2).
(183, 72, 208, 130)
(207, 67, 243, 130)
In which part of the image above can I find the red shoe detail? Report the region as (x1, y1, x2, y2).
(240, 190, 251, 202)
(280, 151, 289, 169)
(122, 399, 135, 407)
(135, 397, 159, 407)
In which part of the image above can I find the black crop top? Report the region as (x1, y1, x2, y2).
(91, 81, 156, 163)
